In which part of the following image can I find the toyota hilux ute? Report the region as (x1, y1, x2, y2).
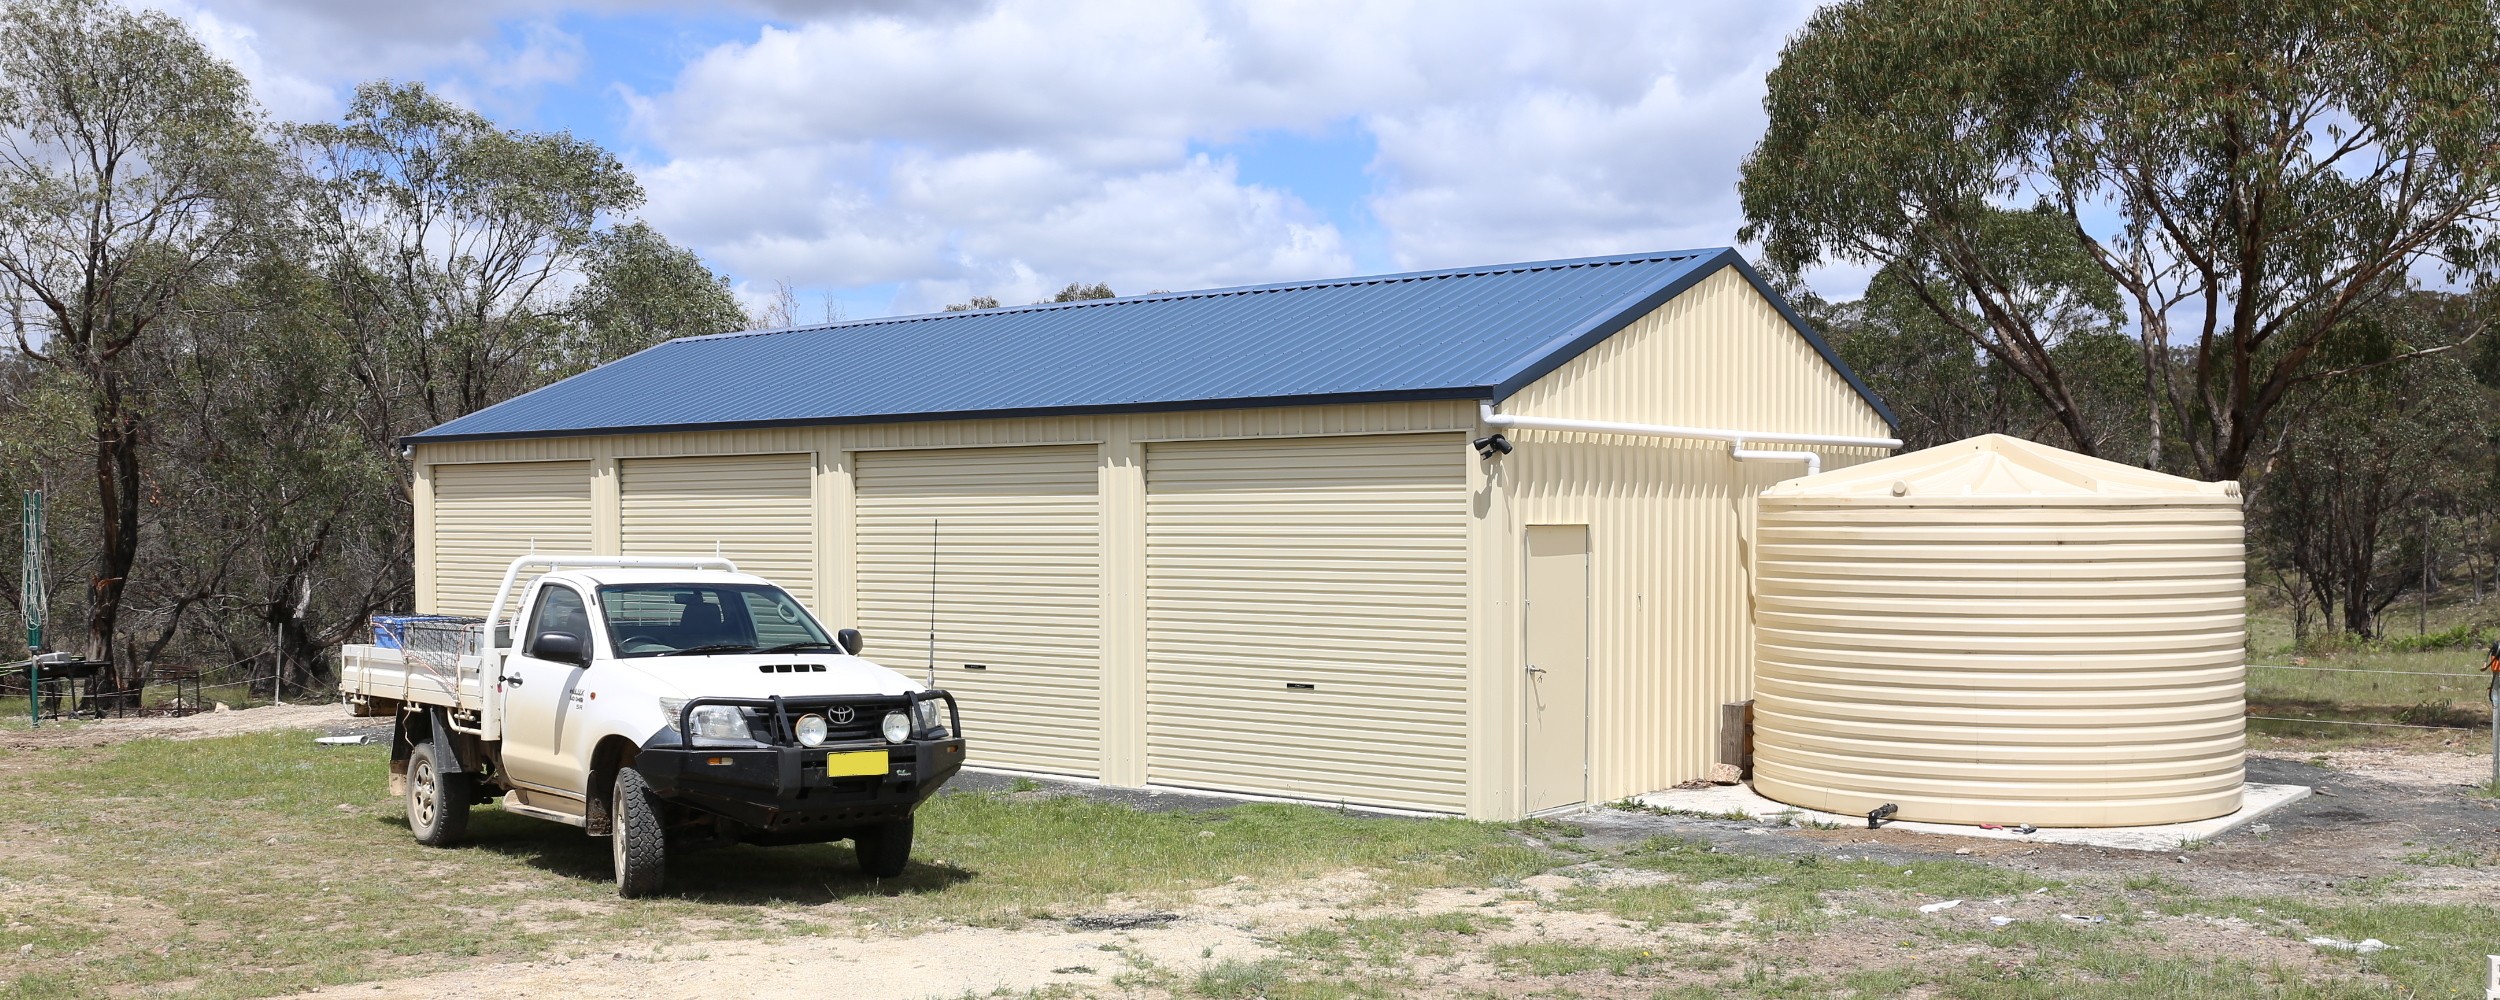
(338, 555, 965, 897)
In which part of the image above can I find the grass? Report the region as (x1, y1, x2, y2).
(0, 728, 1551, 999)
(2245, 600, 2499, 733)
(11, 691, 2500, 998)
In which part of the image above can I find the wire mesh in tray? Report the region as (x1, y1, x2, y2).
(401, 618, 486, 676)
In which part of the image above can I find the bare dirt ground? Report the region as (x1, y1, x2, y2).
(12, 712, 2489, 997)
(286, 747, 2497, 999)
(0, 701, 361, 752)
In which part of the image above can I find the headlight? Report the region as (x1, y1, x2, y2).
(914, 699, 946, 737)
(689, 705, 751, 742)
(881, 710, 911, 744)
(795, 713, 829, 747)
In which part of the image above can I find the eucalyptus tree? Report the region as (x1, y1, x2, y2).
(294, 80, 643, 441)
(0, 0, 275, 685)
(2251, 294, 2487, 636)
(566, 221, 748, 373)
(290, 83, 736, 658)
(1741, 0, 2500, 480)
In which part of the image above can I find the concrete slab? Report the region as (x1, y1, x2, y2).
(1625, 782, 2312, 851)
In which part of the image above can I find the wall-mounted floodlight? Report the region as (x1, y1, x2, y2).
(1472, 434, 1512, 459)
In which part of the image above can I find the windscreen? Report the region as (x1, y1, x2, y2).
(596, 583, 832, 657)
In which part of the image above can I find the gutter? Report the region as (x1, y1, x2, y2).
(1477, 402, 1903, 478)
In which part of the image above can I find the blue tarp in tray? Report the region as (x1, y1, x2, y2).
(369, 615, 480, 649)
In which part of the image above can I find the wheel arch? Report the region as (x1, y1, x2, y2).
(585, 733, 642, 836)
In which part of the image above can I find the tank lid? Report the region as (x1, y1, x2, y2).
(1762, 434, 2238, 499)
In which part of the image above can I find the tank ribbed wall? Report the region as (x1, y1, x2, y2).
(1751, 445, 2247, 827)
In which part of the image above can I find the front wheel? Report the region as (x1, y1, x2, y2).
(407, 733, 470, 847)
(852, 816, 913, 878)
(611, 767, 667, 898)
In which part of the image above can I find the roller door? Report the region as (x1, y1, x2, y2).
(1144, 434, 1470, 811)
(620, 454, 818, 605)
(428, 461, 593, 617)
(854, 445, 1102, 777)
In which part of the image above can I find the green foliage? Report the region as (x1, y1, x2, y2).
(565, 221, 748, 372)
(1743, 0, 2500, 480)
(1051, 281, 1115, 302)
(2379, 622, 2497, 653)
(946, 280, 1113, 312)
(0, 0, 279, 669)
(0, 9, 744, 690)
(292, 78, 646, 425)
(2252, 299, 2490, 637)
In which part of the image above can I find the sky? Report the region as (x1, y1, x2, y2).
(151, 0, 1847, 321)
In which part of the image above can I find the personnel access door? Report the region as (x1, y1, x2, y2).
(1524, 524, 1590, 813)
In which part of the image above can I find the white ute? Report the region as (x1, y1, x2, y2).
(339, 555, 966, 897)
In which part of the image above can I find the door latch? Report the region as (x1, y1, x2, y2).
(1524, 664, 1546, 676)
(500, 675, 524, 687)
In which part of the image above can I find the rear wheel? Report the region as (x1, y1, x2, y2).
(407, 733, 470, 847)
(611, 767, 667, 898)
(852, 816, 913, 878)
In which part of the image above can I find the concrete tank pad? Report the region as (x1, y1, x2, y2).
(1624, 782, 2312, 851)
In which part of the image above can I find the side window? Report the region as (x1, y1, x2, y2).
(741, 591, 814, 647)
(527, 586, 588, 650)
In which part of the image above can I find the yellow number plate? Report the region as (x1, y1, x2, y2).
(825, 750, 890, 777)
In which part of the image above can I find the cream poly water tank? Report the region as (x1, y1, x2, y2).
(1750, 434, 2245, 827)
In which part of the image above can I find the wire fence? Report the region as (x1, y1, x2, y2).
(2, 645, 337, 723)
(2245, 660, 2492, 733)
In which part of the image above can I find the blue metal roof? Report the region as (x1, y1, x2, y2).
(409, 248, 1895, 443)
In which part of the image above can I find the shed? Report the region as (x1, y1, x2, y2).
(1750, 435, 2246, 826)
(404, 248, 1899, 819)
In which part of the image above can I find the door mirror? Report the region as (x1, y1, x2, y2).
(531, 630, 589, 666)
(836, 628, 864, 655)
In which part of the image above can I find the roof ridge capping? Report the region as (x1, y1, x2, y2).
(673, 248, 1721, 345)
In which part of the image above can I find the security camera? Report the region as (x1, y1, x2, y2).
(1472, 434, 1512, 459)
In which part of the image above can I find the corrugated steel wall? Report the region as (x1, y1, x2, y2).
(619, 454, 818, 603)
(1142, 434, 1471, 811)
(407, 265, 1892, 817)
(853, 445, 1104, 777)
(1495, 266, 1895, 807)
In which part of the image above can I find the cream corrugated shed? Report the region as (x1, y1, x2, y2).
(1751, 434, 2246, 827)
(402, 249, 1903, 819)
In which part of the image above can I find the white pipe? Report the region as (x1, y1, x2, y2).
(1731, 445, 1821, 477)
(1476, 402, 1900, 449)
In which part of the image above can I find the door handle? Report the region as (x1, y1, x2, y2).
(501, 675, 524, 687)
(1524, 664, 1546, 676)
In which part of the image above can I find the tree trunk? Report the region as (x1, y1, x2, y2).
(2142, 336, 2164, 471)
(84, 377, 145, 708)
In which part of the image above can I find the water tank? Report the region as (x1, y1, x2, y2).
(1750, 434, 2245, 827)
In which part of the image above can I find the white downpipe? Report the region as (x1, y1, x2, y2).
(1477, 403, 1899, 477)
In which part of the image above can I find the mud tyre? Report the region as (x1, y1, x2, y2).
(407, 733, 471, 847)
(612, 767, 668, 898)
(852, 816, 913, 878)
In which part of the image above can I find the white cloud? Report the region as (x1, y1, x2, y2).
(161, 0, 1838, 313)
(143, 0, 609, 123)
(625, 0, 1826, 313)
